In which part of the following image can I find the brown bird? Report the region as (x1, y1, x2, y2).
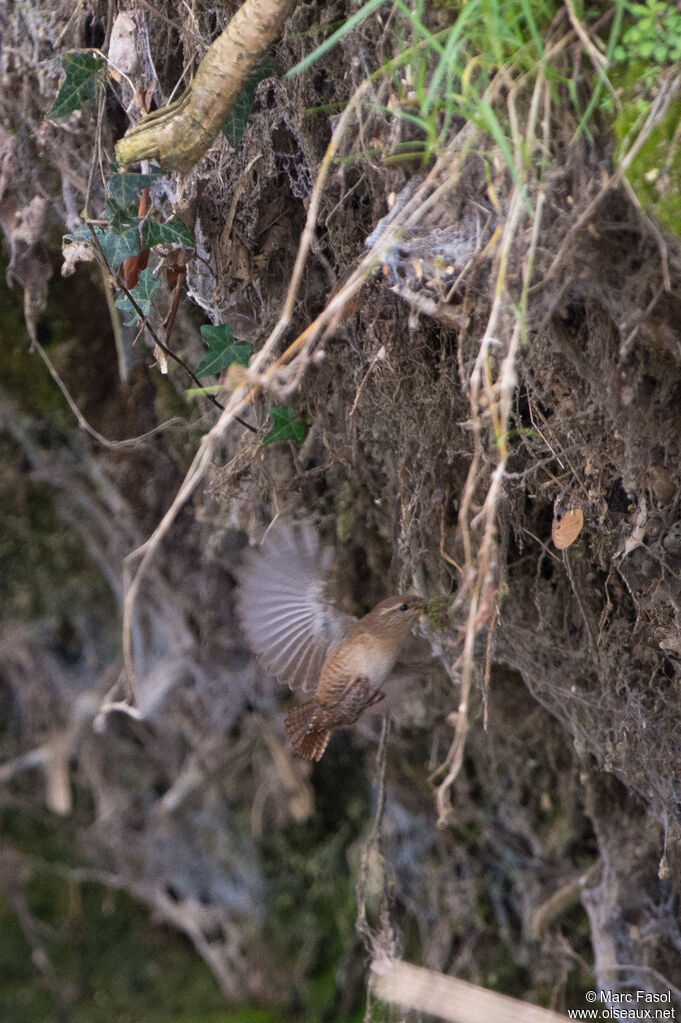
(236, 521, 424, 760)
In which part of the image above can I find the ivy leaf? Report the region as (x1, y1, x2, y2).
(220, 58, 280, 148)
(115, 267, 159, 324)
(263, 405, 306, 446)
(72, 223, 140, 267)
(108, 172, 157, 207)
(196, 323, 253, 378)
(99, 226, 141, 267)
(49, 52, 104, 118)
(105, 198, 140, 234)
(141, 218, 195, 249)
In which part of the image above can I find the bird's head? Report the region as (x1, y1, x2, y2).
(366, 593, 425, 641)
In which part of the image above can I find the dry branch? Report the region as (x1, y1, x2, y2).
(371, 959, 571, 1023)
(115, 0, 298, 171)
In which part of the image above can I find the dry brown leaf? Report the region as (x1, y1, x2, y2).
(552, 508, 584, 549)
(122, 188, 151, 289)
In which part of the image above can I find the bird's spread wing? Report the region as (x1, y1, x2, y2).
(235, 520, 354, 692)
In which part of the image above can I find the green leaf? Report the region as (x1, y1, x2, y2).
(263, 406, 306, 446)
(72, 224, 141, 267)
(100, 226, 141, 267)
(115, 267, 160, 324)
(105, 198, 140, 233)
(140, 218, 195, 249)
(196, 323, 253, 378)
(108, 172, 157, 207)
(201, 324, 233, 348)
(220, 58, 280, 147)
(49, 52, 104, 118)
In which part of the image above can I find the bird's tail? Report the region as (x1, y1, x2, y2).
(285, 700, 332, 761)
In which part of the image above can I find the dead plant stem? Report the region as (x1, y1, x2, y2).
(28, 333, 183, 450)
(436, 134, 544, 820)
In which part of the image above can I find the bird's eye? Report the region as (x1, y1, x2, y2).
(399, 603, 408, 611)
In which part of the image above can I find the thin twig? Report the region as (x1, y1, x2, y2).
(563, 0, 607, 68)
(28, 334, 184, 450)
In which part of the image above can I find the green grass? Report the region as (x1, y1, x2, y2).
(285, 0, 681, 222)
(288, 0, 559, 180)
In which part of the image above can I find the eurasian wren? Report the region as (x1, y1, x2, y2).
(236, 521, 423, 760)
